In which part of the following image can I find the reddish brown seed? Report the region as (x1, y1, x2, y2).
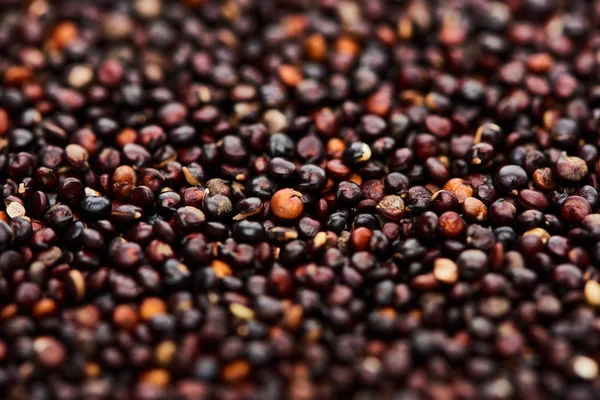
(278, 65, 303, 87)
(314, 108, 338, 137)
(283, 14, 307, 37)
(425, 115, 452, 138)
(526, 53, 553, 73)
(443, 178, 473, 203)
(327, 138, 345, 159)
(140, 298, 167, 321)
(326, 159, 351, 179)
(222, 360, 251, 382)
(33, 336, 65, 368)
(533, 167, 556, 190)
(366, 86, 392, 116)
(304, 34, 327, 61)
(32, 299, 58, 319)
(211, 260, 232, 278)
(336, 36, 360, 56)
(462, 197, 488, 222)
(439, 211, 465, 238)
(49, 22, 79, 50)
(140, 369, 171, 387)
(113, 304, 139, 331)
(351, 227, 373, 251)
(0, 109, 9, 136)
(561, 196, 592, 223)
(271, 189, 304, 220)
(112, 165, 137, 201)
(85, 363, 101, 379)
(4, 66, 33, 87)
(116, 128, 137, 148)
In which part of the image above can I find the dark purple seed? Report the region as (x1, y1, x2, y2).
(44, 203, 74, 229)
(496, 165, 528, 193)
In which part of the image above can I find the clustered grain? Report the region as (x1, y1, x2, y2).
(1, 0, 600, 399)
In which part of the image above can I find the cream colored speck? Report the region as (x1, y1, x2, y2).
(585, 280, 600, 307)
(573, 356, 598, 380)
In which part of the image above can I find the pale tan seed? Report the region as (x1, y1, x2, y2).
(229, 303, 255, 320)
(135, 0, 162, 18)
(67, 65, 94, 88)
(263, 109, 288, 133)
(155, 340, 177, 367)
(585, 280, 600, 307)
(6, 200, 25, 218)
(572, 356, 598, 380)
(433, 258, 458, 284)
(313, 231, 327, 249)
